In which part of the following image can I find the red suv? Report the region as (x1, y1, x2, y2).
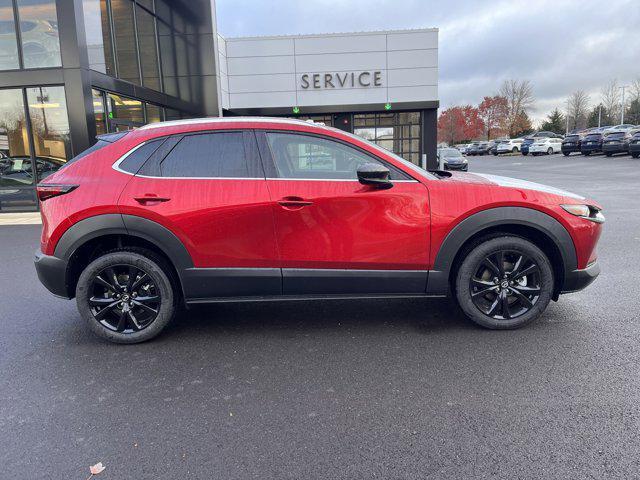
(35, 118, 604, 343)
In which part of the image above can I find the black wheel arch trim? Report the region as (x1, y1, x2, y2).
(53, 214, 194, 297)
(426, 206, 577, 295)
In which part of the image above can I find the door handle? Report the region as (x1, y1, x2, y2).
(277, 196, 313, 209)
(134, 195, 171, 205)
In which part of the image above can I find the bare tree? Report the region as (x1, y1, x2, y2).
(600, 79, 621, 124)
(565, 90, 590, 131)
(498, 79, 535, 136)
(631, 78, 640, 103)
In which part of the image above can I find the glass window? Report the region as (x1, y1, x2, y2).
(107, 93, 143, 130)
(145, 103, 161, 123)
(353, 112, 421, 165)
(265, 132, 406, 180)
(92, 89, 107, 135)
(0, 88, 37, 210)
(119, 137, 163, 173)
(16, 0, 62, 68)
(0, 0, 20, 70)
(83, 0, 115, 75)
(136, 4, 160, 90)
(111, 0, 139, 84)
(26, 86, 71, 181)
(160, 132, 254, 178)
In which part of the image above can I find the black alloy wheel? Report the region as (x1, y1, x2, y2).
(469, 250, 541, 320)
(76, 249, 176, 343)
(455, 236, 553, 329)
(89, 264, 161, 333)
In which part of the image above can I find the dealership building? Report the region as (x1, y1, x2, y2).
(0, 0, 438, 212)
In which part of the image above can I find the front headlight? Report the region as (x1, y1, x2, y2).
(561, 204, 605, 223)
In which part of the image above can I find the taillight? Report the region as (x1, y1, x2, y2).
(37, 184, 78, 201)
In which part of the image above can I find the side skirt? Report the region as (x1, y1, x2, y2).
(186, 293, 447, 305)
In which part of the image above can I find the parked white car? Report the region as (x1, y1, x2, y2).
(529, 137, 563, 155)
(496, 138, 524, 154)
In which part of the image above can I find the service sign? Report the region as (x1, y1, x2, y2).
(300, 71, 383, 90)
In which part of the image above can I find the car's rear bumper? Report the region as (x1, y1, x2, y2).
(561, 261, 600, 294)
(581, 145, 601, 153)
(34, 250, 71, 299)
(561, 145, 580, 153)
(602, 144, 627, 154)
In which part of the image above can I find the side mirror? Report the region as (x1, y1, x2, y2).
(357, 163, 393, 190)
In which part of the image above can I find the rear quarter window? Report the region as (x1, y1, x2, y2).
(118, 139, 165, 174)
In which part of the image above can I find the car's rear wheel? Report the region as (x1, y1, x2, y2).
(563, 151, 570, 156)
(512, 147, 518, 153)
(455, 236, 553, 329)
(76, 249, 177, 343)
(547, 147, 553, 155)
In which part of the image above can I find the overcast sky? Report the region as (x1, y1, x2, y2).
(216, 0, 640, 124)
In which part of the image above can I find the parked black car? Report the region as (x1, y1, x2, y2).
(581, 132, 604, 155)
(437, 147, 468, 171)
(561, 133, 583, 156)
(490, 140, 506, 155)
(465, 142, 480, 156)
(602, 131, 628, 156)
(628, 130, 640, 158)
(475, 141, 492, 155)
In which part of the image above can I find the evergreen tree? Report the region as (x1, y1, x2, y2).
(540, 109, 565, 134)
(625, 99, 640, 125)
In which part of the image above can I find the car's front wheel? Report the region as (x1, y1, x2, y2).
(76, 249, 177, 343)
(455, 236, 554, 329)
(547, 147, 553, 155)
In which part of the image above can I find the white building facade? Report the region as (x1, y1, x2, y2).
(216, 29, 439, 169)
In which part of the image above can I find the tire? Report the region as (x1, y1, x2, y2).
(547, 148, 553, 155)
(582, 151, 590, 156)
(605, 153, 612, 157)
(632, 153, 639, 158)
(522, 152, 528, 156)
(512, 147, 518, 153)
(563, 152, 570, 156)
(455, 235, 554, 329)
(76, 249, 177, 344)
(493, 152, 498, 156)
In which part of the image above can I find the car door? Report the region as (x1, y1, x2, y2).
(118, 130, 281, 299)
(257, 130, 430, 295)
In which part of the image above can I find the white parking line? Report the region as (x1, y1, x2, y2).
(0, 213, 42, 225)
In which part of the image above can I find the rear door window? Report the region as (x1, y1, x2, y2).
(160, 131, 262, 178)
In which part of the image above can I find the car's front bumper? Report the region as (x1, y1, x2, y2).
(561, 261, 600, 294)
(444, 163, 468, 171)
(34, 250, 71, 299)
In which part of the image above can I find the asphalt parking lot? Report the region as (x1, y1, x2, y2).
(1, 152, 639, 479)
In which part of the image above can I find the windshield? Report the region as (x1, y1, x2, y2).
(439, 148, 463, 158)
(606, 132, 625, 139)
